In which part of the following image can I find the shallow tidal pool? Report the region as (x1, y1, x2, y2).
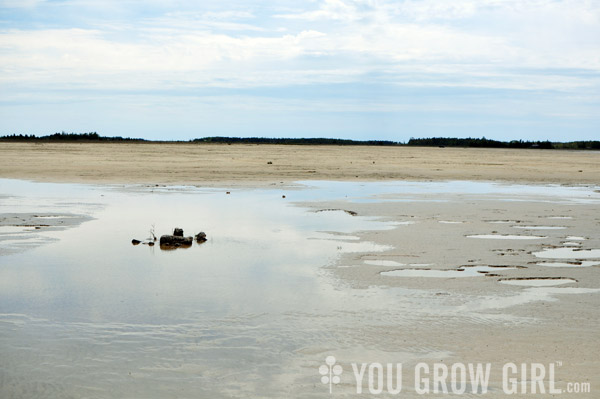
(1, 179, 599, 398)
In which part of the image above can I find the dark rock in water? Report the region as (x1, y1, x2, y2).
(132, 239, 141, 245)
(173, 228, 184, 237)
(147, 241, 155, 246)
(160, 234, 193, 248)
(195, 232, 207, 243)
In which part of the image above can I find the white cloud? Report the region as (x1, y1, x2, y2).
(201, 10, 255, 20)
(0, 0, 598, 92)
(0, 0, 44, 8)
(275, 0, 361, 21)
(0, 27, 340, 89)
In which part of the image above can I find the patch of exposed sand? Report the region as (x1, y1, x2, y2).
(0, 142, 599, 185)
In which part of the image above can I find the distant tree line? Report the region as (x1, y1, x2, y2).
(1, 133, 598, 149)
(407, 137, 600, 150)
(193, 136, 398, 146)
(0, 132, 145, 142)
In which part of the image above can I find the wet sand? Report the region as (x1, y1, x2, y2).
(1, 144, 599, 397)
(0, 213, 92, 255)
(300, 189, 600, 395)
(0, 142, 599, 185)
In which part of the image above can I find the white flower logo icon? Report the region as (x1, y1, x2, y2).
(319, 355, 343, 393)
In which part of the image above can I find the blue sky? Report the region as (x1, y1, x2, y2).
(1, 0, 599, 141)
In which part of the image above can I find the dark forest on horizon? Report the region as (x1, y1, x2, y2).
(1, 132, 599, 150)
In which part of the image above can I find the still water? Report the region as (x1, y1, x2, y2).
(0, 179, 413, 398)
(1, 179, 599, 398)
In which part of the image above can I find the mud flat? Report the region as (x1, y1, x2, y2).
(0, 179, 98, 255)
(299, 181, 600, 396)
(0, 173, 599, 396)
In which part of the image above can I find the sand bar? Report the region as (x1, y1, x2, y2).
(0, 142, 598, 185)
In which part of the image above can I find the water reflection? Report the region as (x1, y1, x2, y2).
(0, 180, 394, 324)
(1, 179, 599, 398)
(0, 179, 405, 397)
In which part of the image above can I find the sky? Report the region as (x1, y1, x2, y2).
(0, 0, 599, 141)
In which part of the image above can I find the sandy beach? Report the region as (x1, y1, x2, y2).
(1, 142, 599, 185)
(0, 143, 599, 397)
(3, 0, 599, 395)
